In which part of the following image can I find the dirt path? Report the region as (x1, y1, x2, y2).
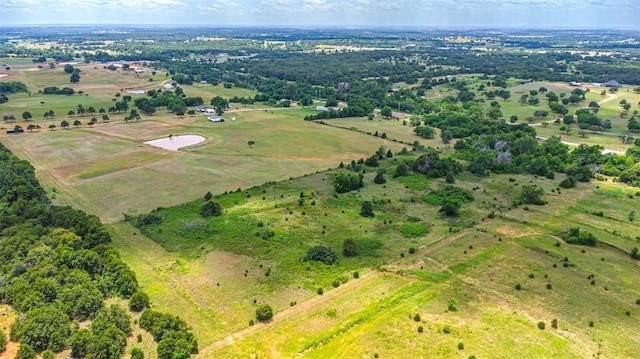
(597, 93, 617, 106)
(196, 271, 381, 358)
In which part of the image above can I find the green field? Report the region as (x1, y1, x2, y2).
(2, 56, 640, 359)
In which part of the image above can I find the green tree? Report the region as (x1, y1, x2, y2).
(200, 200, 222, 217)
(10, 305, 71, 352)
(255, 304, 273, 322)
(413, 126, 436, 139)
(445, 171, 455, 183)
(22, 111, 32, 121)
(70, 70, 81, 83)
(381, 106, 392, 119)
(129, 291, 151, 312)
(61, 120, 70, 129)
(73, 119, 82, 127)
(373, 171, 386, 184)
(441, 129, 453, 144)
(440, 198, 462, 216)
(361, 201, 374, 217)
(16, 344, 37, 359)
(343, 239, 358, 257)
(131, 347, 145, 359)
(247, 140, 255, 148)
(63, 64, 75, 73)
(394, 163, 409, 177)
(520, 185, 546, 205)
(70, 329, 92, 358)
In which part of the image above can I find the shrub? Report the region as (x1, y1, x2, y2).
(305, 246, 339, 265)
(333, 173, 364, 193)
(400, 223, 430, 238)
(343, 239, 358, 257)
(360, 201, 374, 217)
(515, 283, 522, 290)
(0, 331, 5, 352)
(440, 198, 462, 216)
(538, 321, 546, 330)
(255, 304, 273, 322)
(547, 283, 552, 290)
(551, 319, 558, 329)
(353, 271, 360, 279)
(373, 171, 386, 184)
(317, 287, 324, 295)
(588, 321, 594, 327)
(200, 200, 222, 217)
(520, 185, 546, 205)
(458, 342, 465, 350)
(414, 314, 421, 322)
(563, 227, 597, 247)
(42, 351, 54, 359)
(15, 344, 36, 359)
(559, 176, 577, 188)
(443, 325, 452, 334)
(131, 347, 144, 359)
(129, 291, 151, 312)
(447, 299, 458, 312)
(418, 325, 424, 333)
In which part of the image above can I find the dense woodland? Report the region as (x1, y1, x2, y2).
(0, 144, 196, 359)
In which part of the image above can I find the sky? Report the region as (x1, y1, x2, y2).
(1, 0, 639, 29)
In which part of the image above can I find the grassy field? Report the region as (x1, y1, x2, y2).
(109, 158, 640, 358)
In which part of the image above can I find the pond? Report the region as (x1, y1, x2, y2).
(143, 135, 206, 151)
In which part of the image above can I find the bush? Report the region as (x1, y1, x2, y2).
(353, 271, 360, 279)
(343, 239, 358, 257)
(413, 314, 421, 322)
(131, 347, 144, 359)
(360, 201, 374, 217)
(588, 321, 594, 327)
(551, 319, 558, 329)
(458, 342, 465, 349)
(333, 173, 364, 193)
(447, 299, 458, 312)
(400, 223, 430, 238)
(515, 283, 522, 290)
(15, 344, 36, 359)
(563, 227, 597, 247)
(418, 325, 424, 333)
(559, 176, 577, 188)
(0, 331, 5, 352)
(317, 287, 324, 295)
(200, 200, 222, 217)
(255, 304, 273, 322)
(42, 351, 54, 359)
(443, 325, 452, 334)
(305, 246, 339, 265)
(538, 321, 546, 330)
(520, 185, 546, 205)
(129, 291, 151, 312)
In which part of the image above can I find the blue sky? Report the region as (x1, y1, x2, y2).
(1, 0, 639, 28)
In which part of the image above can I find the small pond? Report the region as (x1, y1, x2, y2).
(144, 135, 206, 151)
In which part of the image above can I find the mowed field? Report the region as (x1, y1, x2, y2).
(1, 64, 407, 222)
(111, 164, 640, 358)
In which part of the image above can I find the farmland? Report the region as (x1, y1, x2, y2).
(1, 27, 640, 359)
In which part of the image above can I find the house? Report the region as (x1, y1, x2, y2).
(569, 81, 582, 86)
(205, 108, 216, 114)
(604, 80, 622, 88)
(163, 83, 174, 90)
(195, 105, 207, 112)
(6, 128, 24, 134)
(208, 116, 224, 122)
(316, 106, 329, 111)
(200, 80, 207, 84)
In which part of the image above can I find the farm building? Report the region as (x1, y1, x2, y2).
(208, 116, 224, 122)
(604, 80, 622, 88)
(196, 105, 208, 112)
(569, 81, 582, 86)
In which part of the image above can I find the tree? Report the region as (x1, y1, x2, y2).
(394, 163, 409, 177)
(70, 70, 81, 83)
(200, 200, 222, 217)
(131, 347, 144, 359)
(520, 185, 546, 205)
(61, 120, 70, 129)
(22, 111, 32, 121)
(441, 129, 453, 144)
(343, 239, 357, 257)
(63, 64, 75, 74)
(445, 171, 455, 183)
(381, 106, 392, 119)
(440, 198, 462, 216)
(360, 201, 374, 217)
(247, 140, 255, 148)
(48, 124, 56, 131)
(27, 124, 37, 132)
(255, 304, 273, 322)
(305, 246, 338, 265)
(373, 171, 386, 184)
(102, 114, 110, 123)
(16, 344, 37, 359)
(129, 291, 150, 312)
(70, 329, 92, 358)
(414, 126, 435, 139)
(73, 119, 82, 127)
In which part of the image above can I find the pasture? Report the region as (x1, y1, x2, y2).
(112, 160, 640, 358)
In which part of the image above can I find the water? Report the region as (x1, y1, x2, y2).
(144, 135, 206, 151)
